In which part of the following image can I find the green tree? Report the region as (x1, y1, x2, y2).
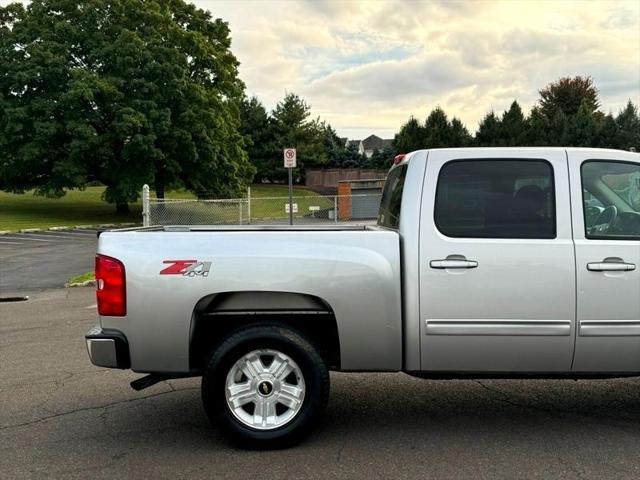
(565, 100, 599, 147)
(423, 107, 451, 148)
(547, 110, 570, 146)
(321, 123, 346, 168)
(475, 111, 502, 146)
(239, 96, 272, 182)
(368, 144, 397, 169)
(393, 116, 425, 153)
(523, 107, 549, 146)
(615, 100, 640, 151)
(498, 101, 526, 146)
(594, 113, 620, 149)
(539, 76, 600, 119)
(449, 117, 473, 147)
(0, 0, 254, 212)
(341, 141, 365, 168)
(268, 93, 326, 182)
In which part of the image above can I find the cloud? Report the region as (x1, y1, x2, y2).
(4, 0, 638, 138)
(199, 0, 638, 138)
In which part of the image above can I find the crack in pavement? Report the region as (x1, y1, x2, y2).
(0, 386, 199, 431)
(473, 380, 563, 417)
(0, 369, 107, 391)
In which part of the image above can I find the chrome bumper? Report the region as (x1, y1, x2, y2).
(85, 326, 130, 369)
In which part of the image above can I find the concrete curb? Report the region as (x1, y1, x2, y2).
(65, 279, 97, 288)
(1, 223, 140, 234)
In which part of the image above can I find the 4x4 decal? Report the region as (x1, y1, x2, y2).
(160, 260, 212, 277)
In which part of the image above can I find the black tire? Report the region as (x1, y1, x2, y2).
(201, 323, 330, 449)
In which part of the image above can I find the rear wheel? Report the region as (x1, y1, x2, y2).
(201, 324, 330, 448)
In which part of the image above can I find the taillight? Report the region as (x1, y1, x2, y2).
(95, 254, 126, 316)
(393, 154, 406, 164)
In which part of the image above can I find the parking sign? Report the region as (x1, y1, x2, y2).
(283, 148, 296, 168)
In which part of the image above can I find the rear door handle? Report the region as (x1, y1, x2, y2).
(430, 259, 478, 269)
(587, 259, 636, 272)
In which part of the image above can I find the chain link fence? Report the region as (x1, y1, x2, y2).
(142, 186, 382, 226)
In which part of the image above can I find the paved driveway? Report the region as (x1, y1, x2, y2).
(2, 287, 640, 479)
(0, 229, 97, 292)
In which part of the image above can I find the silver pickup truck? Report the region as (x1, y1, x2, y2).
(86, 147, 640, 447)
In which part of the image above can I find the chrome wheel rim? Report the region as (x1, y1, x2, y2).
(225, 349, 306, 430)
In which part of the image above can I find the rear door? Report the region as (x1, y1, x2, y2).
(569, 150, 640, 372)
(419, 149, 576, 372)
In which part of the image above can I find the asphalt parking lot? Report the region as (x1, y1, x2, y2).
(2, 287, 640, 479)
(0, 229, 98, 292)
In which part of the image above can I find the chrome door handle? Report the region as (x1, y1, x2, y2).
(587, 260, 636, 272)
(430, 259, 478, 269)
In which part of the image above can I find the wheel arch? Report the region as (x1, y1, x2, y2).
(190, 291, 341, 371)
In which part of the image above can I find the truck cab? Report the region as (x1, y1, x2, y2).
(389, 148, 640, 374)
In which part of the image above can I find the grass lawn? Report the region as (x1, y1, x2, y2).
(0, 184, 325, 231)
(66, 271, 95, 285)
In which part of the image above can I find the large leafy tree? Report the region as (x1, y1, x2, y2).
(539, 76, 600, 119)
(0, 0, 254, 212)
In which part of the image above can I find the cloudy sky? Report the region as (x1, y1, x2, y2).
(199, 0, 640, 139)
(2, 0, 638, 139)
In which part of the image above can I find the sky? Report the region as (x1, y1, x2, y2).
(2, 0, 639, 139)
(200, 0, 640, 139)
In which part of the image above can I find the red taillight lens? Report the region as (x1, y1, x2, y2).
(95, 254, 126, 316)
(393, 154, 406, 164)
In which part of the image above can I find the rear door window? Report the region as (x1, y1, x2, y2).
(434, 160, 556, 238)
(378, 164, 407, 229)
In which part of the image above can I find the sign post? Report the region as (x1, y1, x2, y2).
(283, 148, 296, 225)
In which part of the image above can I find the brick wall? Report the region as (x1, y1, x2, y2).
(337, 182, 351, 220)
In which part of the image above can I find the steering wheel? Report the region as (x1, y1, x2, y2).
(591, 205, 618, 234)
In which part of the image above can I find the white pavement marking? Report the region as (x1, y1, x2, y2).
(0, 236, 54, 242)
(0, 240, 23, 245)
(85, 304, 97, 309)
(61, 230, 100, 235)
(38, 231, 92, 236)
(10, 233, 85, 240)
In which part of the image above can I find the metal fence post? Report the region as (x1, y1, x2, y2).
(334, 195, 338, 224)
(247, 186, 251, 224)
(142, 184, 150, 227)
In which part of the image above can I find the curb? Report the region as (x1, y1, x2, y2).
(1, 223, 141, 234)
(65, 279, 97, 288)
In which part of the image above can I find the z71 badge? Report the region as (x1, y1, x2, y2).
(160, 260, 212, 277)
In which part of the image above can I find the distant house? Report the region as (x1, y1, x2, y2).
(339, 134, 394, 158)
(361, 135, 393, 158)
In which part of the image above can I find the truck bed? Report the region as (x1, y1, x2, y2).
(97, 226, 402, 373)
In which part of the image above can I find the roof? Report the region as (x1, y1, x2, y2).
(362, 134, 393, 151)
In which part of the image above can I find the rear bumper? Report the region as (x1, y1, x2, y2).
(85, 326, 131, 369)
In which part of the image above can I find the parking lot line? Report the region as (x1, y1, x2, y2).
(60, 229, 100, 235)
(0, 235, 55, 242)
(12, 233, 84, 240)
